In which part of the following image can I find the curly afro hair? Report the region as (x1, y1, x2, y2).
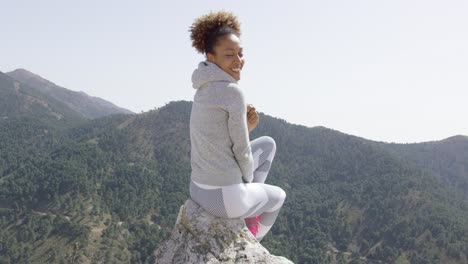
(189, 10, 241, 55)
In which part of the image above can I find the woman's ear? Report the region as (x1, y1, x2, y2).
(206, 52, 215, 63)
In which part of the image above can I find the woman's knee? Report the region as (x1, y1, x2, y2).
(266, 186, 286, 212)
(255, 136, 276, 159)
(262, 136, 276, 153)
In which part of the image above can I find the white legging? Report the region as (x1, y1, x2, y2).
(189, 136, 286, 241)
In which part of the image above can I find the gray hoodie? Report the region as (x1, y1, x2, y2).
(190, 61, 254, 186)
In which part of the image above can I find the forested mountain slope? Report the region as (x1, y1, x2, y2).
(374, 136, 468, 199)
(6, 69, 134, 119)
(0, 100, 466, 264)
(0, 71, 87, 129)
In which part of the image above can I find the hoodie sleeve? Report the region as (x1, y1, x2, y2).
(224, 83, 254, 183)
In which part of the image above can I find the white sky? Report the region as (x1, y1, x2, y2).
(1, 0, 467, 143)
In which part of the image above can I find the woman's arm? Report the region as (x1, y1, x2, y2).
(226, 84, 254, 183)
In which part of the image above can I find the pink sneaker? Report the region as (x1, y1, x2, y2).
(245, 215, 261, 238)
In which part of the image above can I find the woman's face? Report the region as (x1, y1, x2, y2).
(207, 34, 244, 81)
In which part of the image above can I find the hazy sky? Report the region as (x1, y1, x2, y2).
(1, 0, 467, 143)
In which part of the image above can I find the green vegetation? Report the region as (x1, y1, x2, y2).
(0, 87, 467, 263)
(376, 136, 468, 199)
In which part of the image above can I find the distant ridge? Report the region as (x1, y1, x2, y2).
(0, 70, 87, 127)
(442, 135, 468, 142)
(6, 68, 134, 119)
(373, 132, 468, 198)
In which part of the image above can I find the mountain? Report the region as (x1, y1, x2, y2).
(0, 100, 467, 264)
(6, 68, 134, 119)
(250, 114, 468, 263)
(373, 135, 468, 199)
(0, 70, 87, 129)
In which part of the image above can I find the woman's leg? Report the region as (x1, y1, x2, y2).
(250, 136, 276, 183)
(255, 188, 286, 241)
(190, 181, 229, 218)
(223, 182, 286, 241)
(190, 179, 286, 242)
(243, 136, 285, 241)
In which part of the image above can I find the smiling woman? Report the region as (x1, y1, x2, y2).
(189, 11, 244, 81)
(188, 10, 286, 242)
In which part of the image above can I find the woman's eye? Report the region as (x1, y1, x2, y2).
(226, 55, 234, 57)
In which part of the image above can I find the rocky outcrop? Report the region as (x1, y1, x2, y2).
(154, 199, 294, 264)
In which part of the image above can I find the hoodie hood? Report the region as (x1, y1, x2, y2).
(191, 61, 238, 89)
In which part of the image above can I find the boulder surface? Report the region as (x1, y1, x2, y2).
(154, 199, 294, 264)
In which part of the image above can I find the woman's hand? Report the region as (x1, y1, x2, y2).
(247, 104, 259, 133)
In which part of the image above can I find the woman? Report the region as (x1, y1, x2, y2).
(188, 11, 286, 242)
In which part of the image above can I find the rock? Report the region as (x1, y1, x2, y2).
(154, 199, 294, 264)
